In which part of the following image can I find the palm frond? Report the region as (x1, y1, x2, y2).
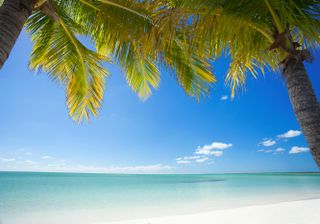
(86, 0, 215, 99)
(26, 10, 109, 122)
(162, 38, 215, 98)
(24, 0, 319, 122)
(153, 0, 320, 96)
(115, 43, 160, 100)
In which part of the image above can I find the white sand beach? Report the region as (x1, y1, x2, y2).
(2, 198, 320, 224)
(105, 199, 320, 224)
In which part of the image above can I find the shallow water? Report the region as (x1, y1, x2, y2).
(0, 172, 319, 224)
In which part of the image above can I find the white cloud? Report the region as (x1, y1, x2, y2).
(220, 95, 229, 101)
(41, 156, 51, 159)
(181, 156, 201, 160)
(23, 160, 38, 165)
(277, 130, 302, 139)
(209, 142, 233, 150)
(48, 163, 67, 167)
(71, 164, 176, 173)
(176, 155, 203, 164)
(177, 160, 191, 164)
(258, 148, 286, 154)
(196, 157, 209, 163)
(0, 162, 175, 174)
(257, 149, 270, 153)
(24, 152, 32, 155)
(207, 151, 223, 157)
(259, 139, 276, 147)
(176, 141, 231, 165)
(275, 148, 285, 152)
(0, 158, 15, 162)
(196, 142, 232, 155)
(289, 146, 309, 154)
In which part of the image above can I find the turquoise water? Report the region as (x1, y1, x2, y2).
(0, 172, 320, 224)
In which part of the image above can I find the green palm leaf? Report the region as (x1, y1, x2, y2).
(23, 0, 220, 121)
(153, 0, 320, 95)
(27, 10, 109, 122)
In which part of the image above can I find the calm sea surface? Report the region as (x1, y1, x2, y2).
(0, 172, 320, 224)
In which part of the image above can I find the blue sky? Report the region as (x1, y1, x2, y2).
(0, 31, 319, 173)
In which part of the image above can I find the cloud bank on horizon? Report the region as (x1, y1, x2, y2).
(0, 155, 175, 174)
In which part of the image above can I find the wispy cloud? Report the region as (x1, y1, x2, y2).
(0, 158, 15, 162)
(22, 160, 38, 165)
(220, 95, 229, 101)
(257, 147, 285, 155)
(207, 151, 223, 157)
(24, 152, 33, 156)
(275, 148, 285, 153)
(176, 141, 232, 165)
(257, 149, 273, 153)
(177, 156, 201, 161)
(41, 156, 52, 159)
(196, 157, 209, 163)
(273, 147, 286, 155)
(289, 146, 309, 154)
(0, 160, 175, 174)
(259, 139, 276, 147)
(176, 156, 202, 164)
(176, 160, 191, 164)
(258, 146, 309, 155)
(196, 142, 232, 155)
(72, 164, 175, 173)
(277, 130, 302, 139)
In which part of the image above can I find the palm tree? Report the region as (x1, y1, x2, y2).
(153, 0, 320, 166)
(0, 0, 215, 120)
(1, 0, 319, 167)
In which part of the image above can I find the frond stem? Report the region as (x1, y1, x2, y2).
(34, 0, 47, 9)
(264, 0, 284, 33)
(79, 0, 100, 11)
(249, 24, 274, 43)
(41, 1, 87, 102)
(96, 0, 153, 23)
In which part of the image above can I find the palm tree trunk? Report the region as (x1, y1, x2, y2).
(284, 58, 320, 167)
(0, 0, 33, 69)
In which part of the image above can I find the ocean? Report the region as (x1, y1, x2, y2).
(0, 172, 319, 224)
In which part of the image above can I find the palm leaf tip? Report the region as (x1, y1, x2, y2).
(164, 43, 216, 99)
(125, 57, 160, 101)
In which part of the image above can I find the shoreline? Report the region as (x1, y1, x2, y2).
(104, 198, 320, 224)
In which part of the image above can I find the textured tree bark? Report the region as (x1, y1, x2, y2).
(284, 59, 320, 167)
(0, 0, 33, 69)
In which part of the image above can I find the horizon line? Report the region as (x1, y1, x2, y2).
(0, 170, 319, 175)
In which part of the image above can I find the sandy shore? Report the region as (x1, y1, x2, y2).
(2, 199, 319, 224)
(104, 199, 320, 224)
